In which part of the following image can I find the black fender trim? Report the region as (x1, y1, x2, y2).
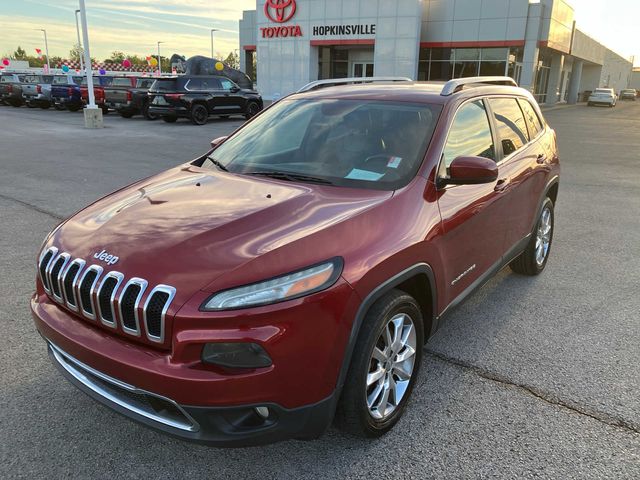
(336, 263, 437, 393)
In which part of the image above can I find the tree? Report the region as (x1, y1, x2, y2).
(224, 51, 239, 70)
(13, 46, 27, 60)
(69, 44, 83, 62)
(108, 51, 126, 63)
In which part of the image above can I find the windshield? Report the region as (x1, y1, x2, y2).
(202, 98, 441, 190)
(594, 89, 613, 94)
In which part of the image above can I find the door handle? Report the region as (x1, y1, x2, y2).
(537, 154, 547, 164)
(494, 178, 509, 192)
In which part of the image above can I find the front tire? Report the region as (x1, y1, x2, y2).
(510, 197, 554, 276)
(244, 101, 260, 120)
(335, 290, 423, 438)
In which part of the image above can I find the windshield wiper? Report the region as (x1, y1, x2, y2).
(244, 171, 334, 185)
(206, 156, 229, 172)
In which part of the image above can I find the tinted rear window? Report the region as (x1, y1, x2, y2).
(488, 98, 529, 157)
(112, 78, 132, 87)
(518, 98, 544, 139)
(136, 79, 155, 89)
(151, 79, 178, 91)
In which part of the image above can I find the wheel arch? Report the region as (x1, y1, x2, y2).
(336, 263, 437, 393)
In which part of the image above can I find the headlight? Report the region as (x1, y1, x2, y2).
(202, 258, 343, 311)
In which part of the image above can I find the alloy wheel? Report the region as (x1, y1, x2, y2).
(366, 313, 417, 420)
(535, 206, 552, 266)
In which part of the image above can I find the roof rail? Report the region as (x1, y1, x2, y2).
(297, 76, 412, 93)
(440, 76, 518, 96)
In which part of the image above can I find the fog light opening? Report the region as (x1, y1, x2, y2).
(255, 406, 270, 419)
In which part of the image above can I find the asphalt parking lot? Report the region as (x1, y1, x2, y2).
(1, 102, 639, 479)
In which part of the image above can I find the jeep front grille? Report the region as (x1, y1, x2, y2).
(38, 247, 176, 343)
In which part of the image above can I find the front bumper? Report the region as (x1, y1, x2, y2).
(31, 277, 359, 446)
(46, 339, 337, 446)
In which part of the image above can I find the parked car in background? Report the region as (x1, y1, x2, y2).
(148, 75, 263, 125)
(81, 76, 113, 114)
(33, 77, 560, 446)
(620, 89, 637, 101)
(51, 75, 84, 111)
(0, 73, 25, 107)
(105, 77, 157, 120)
(22, 74, 54, 109)
(588, 88, 617, 107)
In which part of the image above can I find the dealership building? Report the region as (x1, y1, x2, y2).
(239, 0, 632, 103)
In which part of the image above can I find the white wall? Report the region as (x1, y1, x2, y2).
(255, 0, 422, 100)
(630, 71, 640, 90)
(421, 0, 529, 43)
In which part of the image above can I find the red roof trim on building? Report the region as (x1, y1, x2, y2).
(243, 44, 257, 51)
(310, 39, 376, 46)
(420, 40, 525, 48)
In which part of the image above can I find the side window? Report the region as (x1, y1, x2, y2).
(518, 99, 544, 138)
(187, 79, 202, 90)
(443, 100, 495, 169)
(207, 78, 222, 90)
(220, 78, 235, 91)
(488, 98, 529, 157)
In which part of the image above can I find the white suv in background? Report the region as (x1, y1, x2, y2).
(588, 88, 617, 107)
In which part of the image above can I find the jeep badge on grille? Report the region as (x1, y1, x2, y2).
(93, 249, 119, 266)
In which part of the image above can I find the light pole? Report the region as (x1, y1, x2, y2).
(157, 41, 164, 76)
(210, 29, 218, 59)
(78, 0, 102, 128)
(37, 29, 50, 72)
(74, 9, 84, 73)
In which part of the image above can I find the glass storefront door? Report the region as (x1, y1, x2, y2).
(353, 63, 374, 78)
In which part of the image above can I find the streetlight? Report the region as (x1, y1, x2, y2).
(36, 29, 50, 72)
(79, 0, 103, 129)
(210, 29, 218, 59)
(74, 9, 84, 73)
(157, 41, 164, 76)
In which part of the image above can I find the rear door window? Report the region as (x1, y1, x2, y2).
(488, 98, 529, 157)
(518, 99, 544, 139)
(443, 100, 495, 169)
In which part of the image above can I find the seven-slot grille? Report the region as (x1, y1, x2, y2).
(38, 247, 176, 344)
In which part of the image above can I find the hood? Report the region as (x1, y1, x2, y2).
(50, 165, 392, 299)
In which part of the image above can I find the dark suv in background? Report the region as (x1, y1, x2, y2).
(148, 75, 263, 125)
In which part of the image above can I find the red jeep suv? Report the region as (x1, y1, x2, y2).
(32, 77, 559, 446)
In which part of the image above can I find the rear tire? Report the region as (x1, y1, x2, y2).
(142, 102, 158, 121)
(190, 104, 209, 125)
(162, 115, 177, 123)
(510, 197, 554, 276)
(101, 106, 109, 114)
(335, 290, 423, 438)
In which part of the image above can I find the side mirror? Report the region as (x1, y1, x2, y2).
(210, 136, 228, 149)
(230, 86, 240, 93)
(440, 156, 498, 187)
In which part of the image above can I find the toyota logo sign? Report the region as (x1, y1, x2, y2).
(264, 0, 297, 23)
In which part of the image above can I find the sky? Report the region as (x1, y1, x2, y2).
(0, 0, 638, 65)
